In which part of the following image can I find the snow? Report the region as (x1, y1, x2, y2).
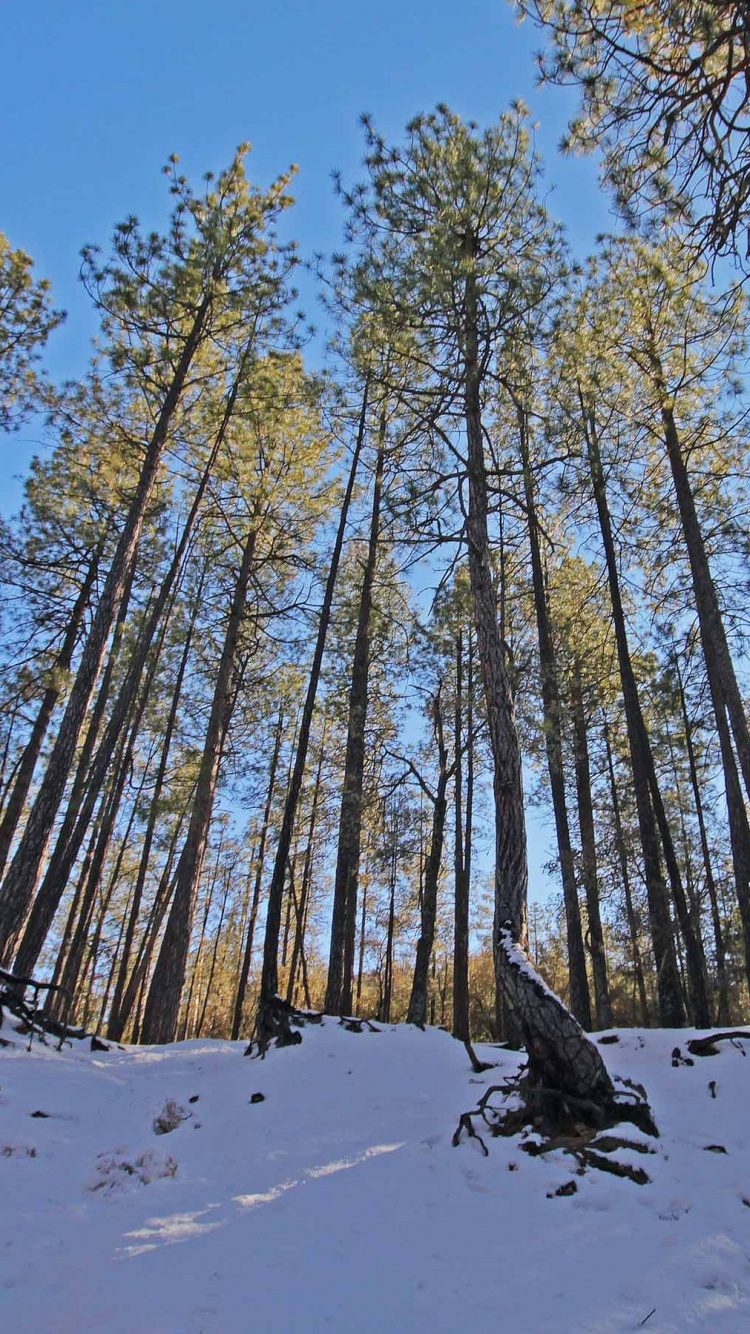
(1, 1020, 749, 1332)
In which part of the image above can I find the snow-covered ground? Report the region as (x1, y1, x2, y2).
(1, 1019, 749, 1333)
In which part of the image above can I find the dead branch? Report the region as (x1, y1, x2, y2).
(687, 1030, 750, 1057)
(0, 966, 89, 1050)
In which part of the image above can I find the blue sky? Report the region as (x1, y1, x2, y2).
(1, 0, 614, 898)
(2, 1, 610, 390)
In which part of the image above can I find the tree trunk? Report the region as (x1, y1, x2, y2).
(9, 558, 139, 973)
(714, 696, 750, 995)
(356, 873, 368, 1008)
(51, 710, 141, 1016)
(452, 630, 472, 1042)
(602, 719, 650, 1025)
(570, 659, 611, 1029)
(141, 525, 257, 1044)
(287, 736, 325, 1005)
(652, 352, 750, 808)
(579, 389, 684, 1026)
(230, 706, 284, 1039)
(675, 655, 731, 1024)
(179, 834, 224, 1042)
(326, 405, 385, 1015)
(106, 577, 201, 1040)
(460, 250, 612, 1102)
(0, 296, 211, 956)
(0, 537, 104, 882)
(408, 693, 449, 1026)
(47, 593, 172, 1014)
(380, 824, 398, 1024)
(520, 411, 592, 1027)
(79, 774, 145, 1030)
(112, 807, 188, 1040)
(11, 380, 241, 978)
(196, 863, 232, 1037)
(260, 377, 368, 1005)
(645, 757, 710, 1025)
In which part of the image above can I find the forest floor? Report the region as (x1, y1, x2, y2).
(0, 1018, 749, 1332)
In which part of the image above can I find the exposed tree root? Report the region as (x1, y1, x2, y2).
(339, 1016, 381, 1034)
(246, 997, 384, 1056)
(464, 1039, 496, 1073)
(0, 966, 89, 1050)
(246, 996, 309, 1057)
(453, 1063, 658, 1185)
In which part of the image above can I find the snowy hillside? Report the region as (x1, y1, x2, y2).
(1, 1021, 749, 1333)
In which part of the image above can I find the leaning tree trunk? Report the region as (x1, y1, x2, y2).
(259, 376, 368, 1008)
(461, 250, 612, 1104)
(106, 575, 202, 1040)
(140, 526, 257, 1044)
(50, 689, 145, 1016)
(0, 537, 104, 883)
(10, 559, 139, 977)
(407, 692, 450, 1027)
(47, 584, 173, 1014)
(0, 296, 212, 958)
(652, 350, 750, 809)
(520, 411, 592, 1028)
(12, 387, 236, 979)
(580, 388, 684, 1026)
(326, 407, 386, 1016)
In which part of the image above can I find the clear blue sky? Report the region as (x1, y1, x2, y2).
(1, 0, 610, 388)
(1, 0, 614, 898)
